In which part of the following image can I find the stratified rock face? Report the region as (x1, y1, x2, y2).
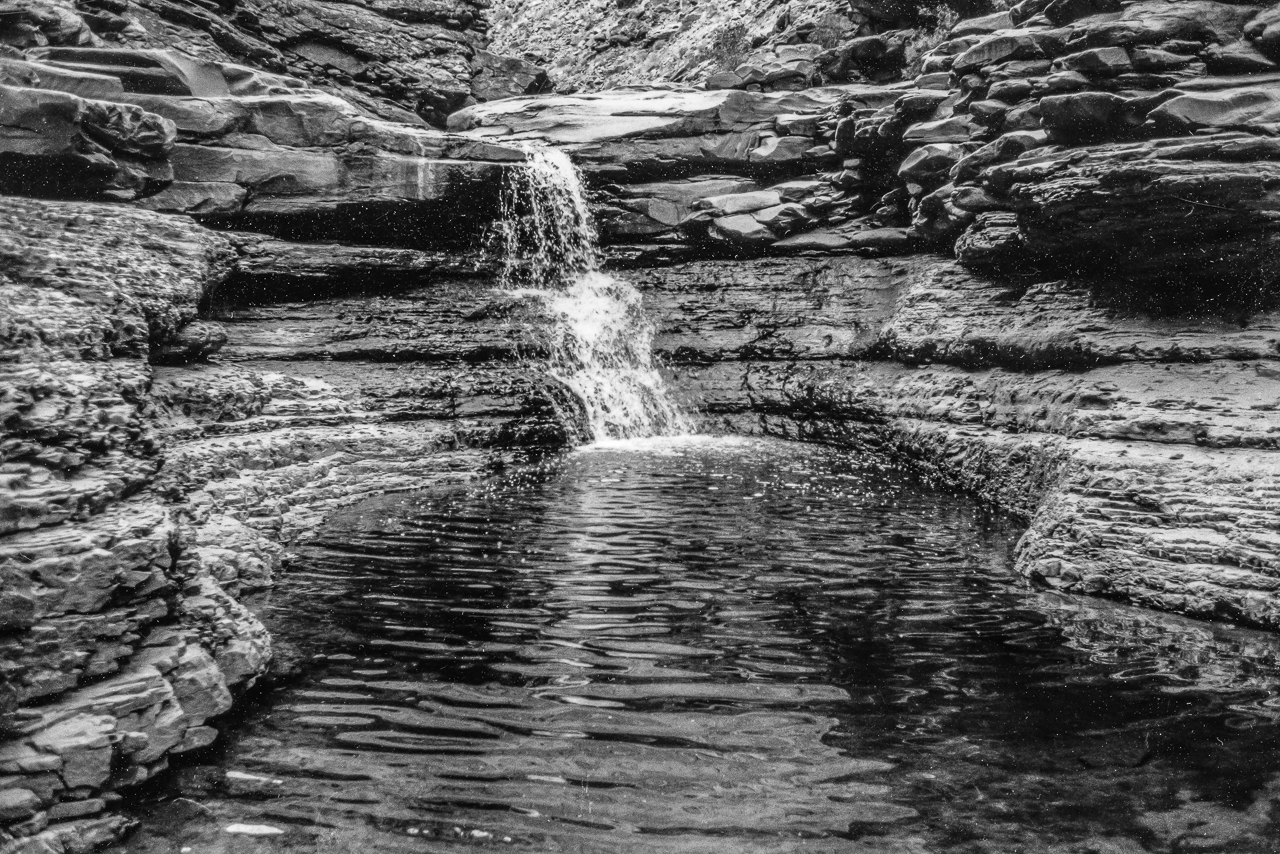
(0, 193, 583, 849)
(487, 0, 984, 93)
(635, 253, 1280, 629)
(0, 0, 542, 127)
(451, 83, 916, 253)
(0, 196, 274, 845)
(0, 48, 529, 243)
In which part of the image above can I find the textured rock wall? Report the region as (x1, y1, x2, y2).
(0, 7, 571, 846)
(0, 0, 541, 127)
(0, 200, 583, 849)
(631, 252, 1280, 629)
(488, 0, 991, 93)
(0, 198, 273, 849)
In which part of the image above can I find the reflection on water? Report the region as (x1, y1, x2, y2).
(126, 438, 1280, 853)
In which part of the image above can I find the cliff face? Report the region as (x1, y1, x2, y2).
(456, 0, 1280, 628)
(0, 1, 579, 847)
(2, 0, 1280, 847)
(487, 0, 992, 93)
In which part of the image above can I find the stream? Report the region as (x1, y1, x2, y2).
(123, 437, 1280, 853)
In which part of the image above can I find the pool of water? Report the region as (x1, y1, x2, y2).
(125, 437, 1280, 853)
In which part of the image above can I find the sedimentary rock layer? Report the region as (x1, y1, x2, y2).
(634, 254, 1280, 627)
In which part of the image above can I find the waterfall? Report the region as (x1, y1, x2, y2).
(499, 144, 691, 441)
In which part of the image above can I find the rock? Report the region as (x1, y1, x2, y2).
(1149, 87, 1280, 132)
(915, 72, 953, 90)
(1247, 3, 1280, 59)
(693, 190, 783, 216)
(0, 56, 124, 100)
(898, 142, 970, 184)
(1130, 47, 1195, 72)
(950, 129, 1049, 181)
(27, 47, 236, 97)
(774, 229, 856, 250)
(470, 49, 551, 102)
(979, 134, 1280, 283)
(1037, 91, 1129, 136)
(151, 321, 227, 366)
(845, 227, 912, 252)
(753, 202, 810, 234)
(1202, 41, 1279, 74)
(0, 83, 175, 198)
(0, 789, 41, 821)
(988, 78, 1034, 103)
(902, 115, 981, 145)
(709, 213, 775, 245)
(954, 211, 1025, 264)
(952, 30, 1066, 76)
(1043, 0, 1122, 26)
(1052, 46, 1134, 76)
(1069, 0, 1260, 50)
(951, 10, 1016, 36)
(776, 113, 820, 136)
(705, 71, 743, 90)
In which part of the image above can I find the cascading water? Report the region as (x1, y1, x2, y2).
(498, 144, 692, 441)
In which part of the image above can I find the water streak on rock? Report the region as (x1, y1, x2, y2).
(500, 144, 691, 440)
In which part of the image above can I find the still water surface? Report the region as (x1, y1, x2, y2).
(128, 437, 1280, 853)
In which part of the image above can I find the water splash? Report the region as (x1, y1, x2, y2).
(499, 144, 691, 441)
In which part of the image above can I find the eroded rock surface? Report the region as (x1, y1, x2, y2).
(631, 254, 1280, 628)
(4, 0, 1280, 847)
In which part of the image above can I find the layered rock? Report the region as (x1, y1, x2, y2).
(634, 250, 1280, 628)
(450, 83, 916, 253)
(488, 0, 982, 93)
(4, 0, 1280, 847)
(0, 48, 529, 245)
(0, 0, 547, 128)
(0, 197, 272, 848)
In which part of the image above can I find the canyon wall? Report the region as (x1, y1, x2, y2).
(457, 0, 1280, 627)
(2, 0, 1280, 849)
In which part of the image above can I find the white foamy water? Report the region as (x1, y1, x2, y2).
(499, 144, 691, 441)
